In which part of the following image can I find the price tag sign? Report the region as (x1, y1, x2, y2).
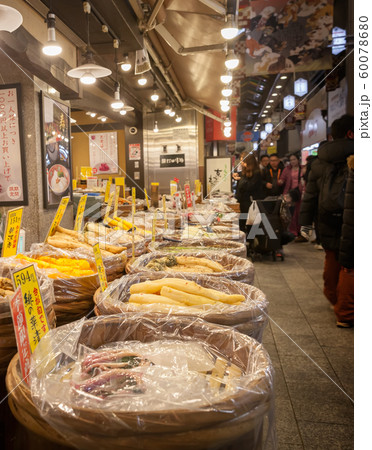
(44, 196, 70, 242)
(170, 180, 177, 196)
(152, 210, 157, 242)
(132, 187, 136, 216)
(104, 179, 112, 202)
(10, 286, 32, 382)
(194, 180, 201, 195)
(162, 195, 168, 230)
(104, 191, 115, 222)
(12, 265, 50, 353)
(113, 186, 120, 219)
(74, 195, 87, 232)
(184, 184, 192, 208)
(2, 207, 23, 257)
(93, 243, 108, 292)
(144, 188, 150, 209)
(72, 179, 77, 190)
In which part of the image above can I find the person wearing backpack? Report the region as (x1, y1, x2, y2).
(299, 115, 354, 327)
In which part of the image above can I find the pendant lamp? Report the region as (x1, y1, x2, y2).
(67, 2, 111, 84)
(0, 5, 22, 32)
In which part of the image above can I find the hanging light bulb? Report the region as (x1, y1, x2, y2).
(223, 127, 232, 137)
(153, 120, 159, 133)
(221, 85, 233, 97)
(283, 95, 295, 111)
(224, 116, 232, 127)
(164, 103, 171, 115)
(151, 89, 159, 102)
(175, 115, 182, 123)
(225, 50, 239, 70)
(221, 14, 239, 40)
(42, 11, 62, 56)
(98, 116, 107, 122)
(169, 110, 176, 117)
(138, 76, 147, 86)
(119, 109, 127, 116)
(220, 71, 233, 84)
(221, 104, 230, 112)
(220, 98, 230, 107)
(120, 54, 132, 72)
(80, 71, 96, 85)
(111, 83, 124, 110)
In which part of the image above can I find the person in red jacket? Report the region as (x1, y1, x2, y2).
(280, 153, 306, 241)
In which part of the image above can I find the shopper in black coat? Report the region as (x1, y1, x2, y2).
(235, 151, 264, 231)
(299, 115, 354, 327)
(339, 155, 354, 269)
(262, 153, 284, 196)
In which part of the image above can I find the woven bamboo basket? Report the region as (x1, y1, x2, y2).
(126, 251, 255, 284)
(93, 272, 268, 341)
(6, 315, 273, 450)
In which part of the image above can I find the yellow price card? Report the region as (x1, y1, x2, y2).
(113, 186, 120, 218)
(12, 265, 50, 353)
(162, 195, 168, 230)
(93, 243, 108, 292)
(170, 180, 177, 196)
(115, 177, 125, 187)
(72, 179, 77, 190)
(2, 207, 23, 257)
(144, 188, 150, 209)
(104, 179, 112, 202)
(132, 187, 136, 216)
(104, 191, 115, 222)
(152, 211, 157, 242)
(74, 195, 87, 232)
(45, 196, 70, 242)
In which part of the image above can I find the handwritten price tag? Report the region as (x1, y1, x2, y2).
(113, 186, 120, 219)
(104, 191, 115, 222)
(93, 243, 108, 292)
(45, 196, 70, 242)
(2, 207, 23, 257)
(144, 188, 150, 209)
(74, 195, 87, 232)
(104, 179, 112, 202)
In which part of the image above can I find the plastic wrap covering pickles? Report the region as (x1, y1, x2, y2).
(94, 272, 268, 341)
(126, 251, 255, 284)
(6, 314, 275, 449)
(147, 238, 247, 259)
(164, 225, 246, 243)
(0, 263, 55, 374)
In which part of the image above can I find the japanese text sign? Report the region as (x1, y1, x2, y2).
(93, 243, 108, 292)
(74, 194, 87, 232)
(2, 206, 23, 257)
(44, 196, 70, 241)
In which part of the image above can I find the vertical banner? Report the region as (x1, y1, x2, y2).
(44, 196, 70, 241)
(74, 194, 87, 232)
(93, 243, 108, 292)
(2, 207, 23, 257)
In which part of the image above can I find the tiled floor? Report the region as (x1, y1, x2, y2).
(254, 242, 354, 450)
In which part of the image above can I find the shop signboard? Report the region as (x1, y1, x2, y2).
(328, 78, 347, 126)
(160, 154, 185, 168)
(301, 108, 327, 148)
(128, 143, 141, 160)
(0, 84, 28, 206)
(40, 93, 72, 208)
(89, 132, 118, 174)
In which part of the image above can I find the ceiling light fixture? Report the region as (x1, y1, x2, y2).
(260, 130, 268, 140)
(261, 114, 266, 117)
(67, 2, 111, 85)
(224, 116, 232, 127)
(275, 85, 282, 89)
(220, 98, 230, 107)
(153, 120, 159, 133)
(164, 103, 171, 115)
(90, 112, 96, 118)
(120, 53, 132, 72)
(221, 104, 230, 112)
(223, 127, 232, 138)
(220, 71, 233, 84)
(283, 94, 295, 110)
(98, 116, 107, 122)
(221, 14, 239, 40)
(225, 50, 239, 70)
(119, 109, 127, 116)
(0, 5, 23, 32)
(272, 93, 278, 97)
(42, 11, 62, 56)
(175, 115, 182, 123)
(266, 105, 272, 108)
(138, 76, 147, 86)
(268, 99, 274, 103)
(111, 83, 124, 110)
(294, 78, 308, 97)
(265, 123, 273, 133)
(169, 110, 176, 117)
(280, 75, 288, 80)
(221, 85, 233, 97)
(263, 110, 268, 113)
(151, 88, 159, 102)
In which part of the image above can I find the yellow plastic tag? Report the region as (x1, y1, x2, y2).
(72, 179, 77, 190)
(74, 195, 87, 232)
(113, 186, 120, 218)
(104, 191, 115, 222)
(44, 196, 70, 242)
(144, 188, 150, 209)
(93, 243, 108, 292)
(2, 207, 23, 257)
(132, 187, 136, 216)
(162, 195, 168, 230)
(12, 265, 50, 353)
(104, 179, 112, 202)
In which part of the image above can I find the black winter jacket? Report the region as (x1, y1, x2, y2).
(299, 139, 354, 252)
(235, 172, 264, 214)
(262, 166, 284, 196)
(339, 155, 354, 268)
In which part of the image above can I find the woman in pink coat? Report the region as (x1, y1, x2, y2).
(280, 153, 306, 242)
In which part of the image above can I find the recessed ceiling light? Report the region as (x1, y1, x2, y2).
(266, 105, 272, 108)
(272, 93, 278, 96)
(261, 114, 266, 117)
(268, 99, 274, 103)
(280, 75, 288, 80)
(275, 85, 282, 89)
(263, 110, 268, 113)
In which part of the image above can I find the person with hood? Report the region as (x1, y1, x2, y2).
(300, 115, 354, 327)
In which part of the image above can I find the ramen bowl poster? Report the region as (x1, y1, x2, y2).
(40, 93, 72, 208)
